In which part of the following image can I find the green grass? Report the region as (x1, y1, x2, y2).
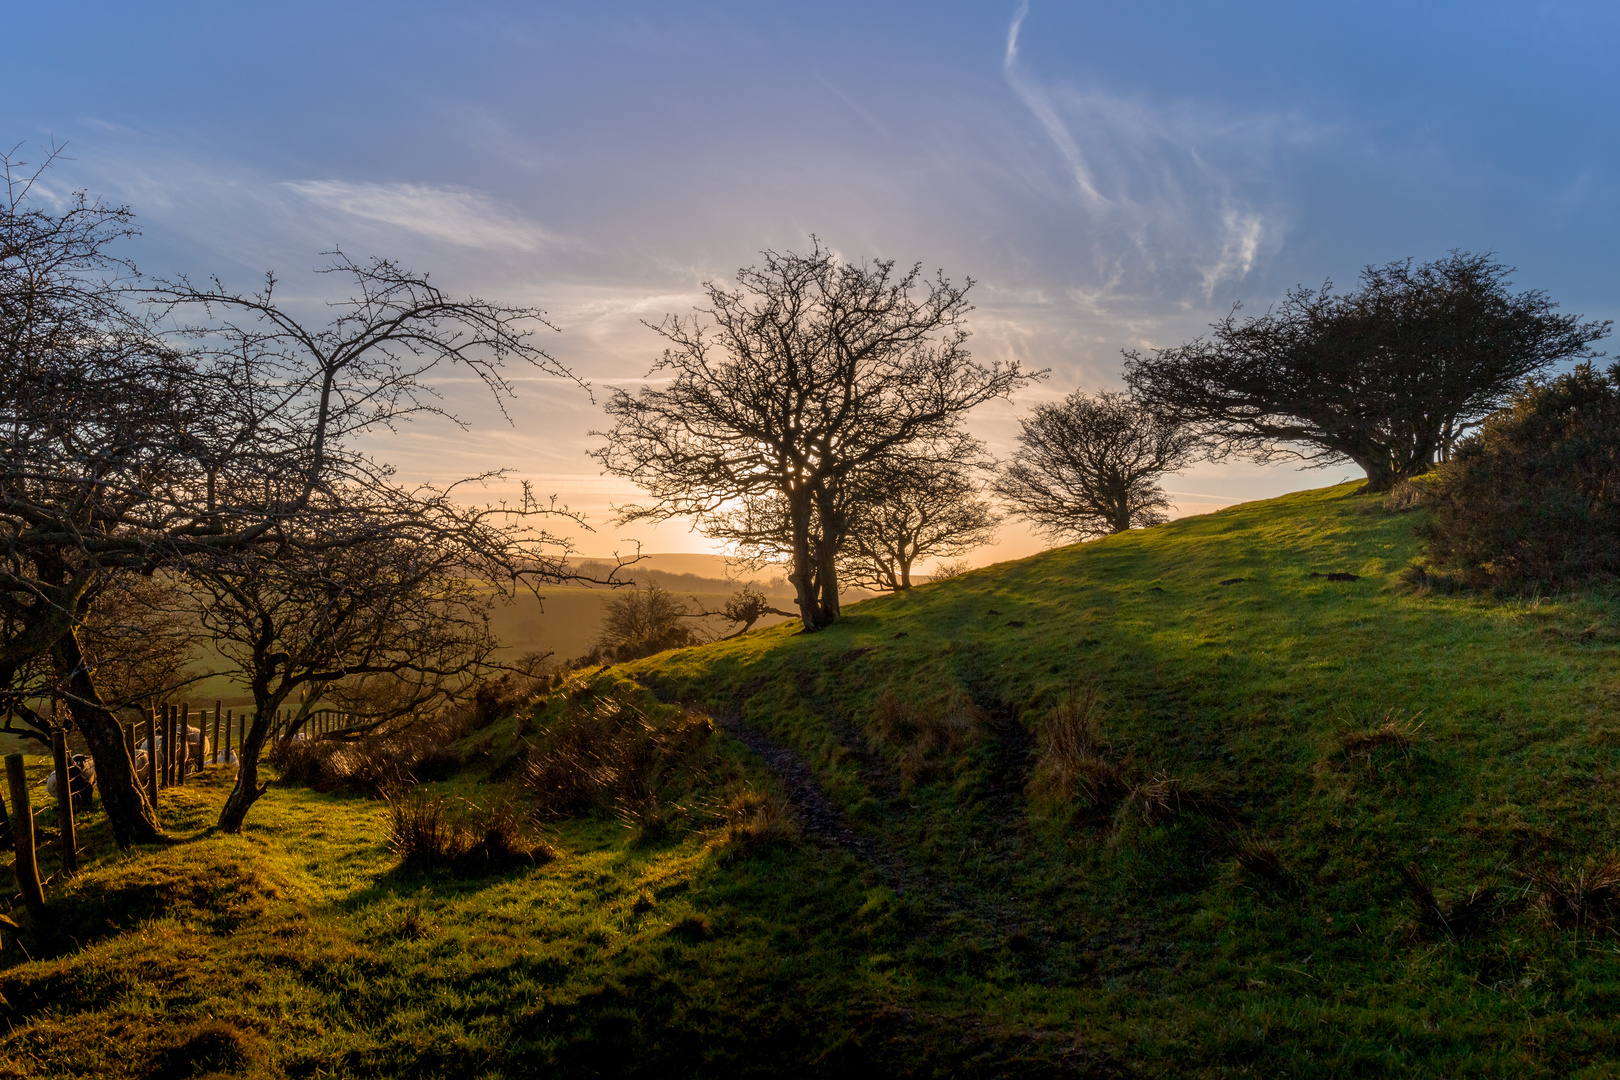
(6, 483, 1620, 1076)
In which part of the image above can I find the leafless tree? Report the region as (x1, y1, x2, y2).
(190, 492, 544, 832)
(586, 584, 701, 664)
(0, 145, 215, 842)
(0, 573, 201, 747)
(839, 458, 999, 590)
(1124, 252, 1610, 492)
(0, 146, 585, 843)
(995, 390, 1198, 541)
(714, 585, 796, 639)
(593, 240, 1040, 630)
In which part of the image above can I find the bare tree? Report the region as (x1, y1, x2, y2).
(0, 145, 210, 843)
(714, 585, 796, 639)
(0, 146, 584, 843)
(593, 240, 1039, 630)
(839, 458, 999, 590)
(586, 585, 701, 664)
(191, 496, 539, 832)
(995, 390, 1198, 541)
(1124, 252, 1610, 492)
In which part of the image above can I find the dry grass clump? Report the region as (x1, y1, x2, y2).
(1117, 771, 1210, 827)
(524, 684, 715, 829)
(1026, 687, 1122, 810)
(866, 686, 982, 789)
(1383, 478, 1430, 513)
(1531, 855, 1620, 930)
(272, 727, 459, 797)
(387, 789, 555, 876)
(1234, 838, 1293, 892)
(1399, 864, 1504, 941)
(716, 786, 798, 861)
(1397, 561, 1466, 594)
(1327, 710, 1425, 775)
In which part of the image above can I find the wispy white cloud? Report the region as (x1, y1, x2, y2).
(1002, 3, 1299, 302)
(282, 180, 563, 252)
(1003, 2, 1106, 207)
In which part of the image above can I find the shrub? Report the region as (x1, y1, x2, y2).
(866, 687, 982, 789)
(1026, 687, 1121, 809)
(271, 726, 461, 797)
(590, 585, 701, 663)
(1419, 362, 1620, 592)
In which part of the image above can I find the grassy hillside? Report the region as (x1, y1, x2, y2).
(5, 483, 1620, 1077)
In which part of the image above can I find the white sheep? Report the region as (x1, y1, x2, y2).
(44, 753, 96, 810)
(139, 725, 212, 769)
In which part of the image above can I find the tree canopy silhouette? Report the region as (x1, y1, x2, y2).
(1124, 252, 1609, 492)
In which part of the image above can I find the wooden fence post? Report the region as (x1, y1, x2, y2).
(179, 702, 191, 784)
(49, 728, 77, 875)
(144, 708, 159, 813)
(162, 704, 173, 787)
(0, 784, 11, 850)
(213, 701, 223, 764)
(6, 753, 46, 919)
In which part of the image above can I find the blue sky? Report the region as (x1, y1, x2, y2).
(6, 1, 1618, 560)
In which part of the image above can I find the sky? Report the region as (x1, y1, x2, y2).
(5, 1, 1618, 564)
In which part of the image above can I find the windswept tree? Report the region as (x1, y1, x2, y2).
(0, 146, 583, 843)
(593, 241, 1040, 630)
(1124, 252, 1610, 492)
(995, 390, 1197, 541)
(840, 458, 999, 590)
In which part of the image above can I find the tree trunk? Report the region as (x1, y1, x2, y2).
(1354, 453, 1397, 493)
(53, 634, 161, 847)
(218, 710, 274, 833)
(787, 492, 825, 631)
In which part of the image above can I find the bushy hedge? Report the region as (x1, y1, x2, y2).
(1418, 362, 1620, 591)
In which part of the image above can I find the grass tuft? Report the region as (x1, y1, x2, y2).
(387, 789, 553, 876)
(1026, 686, 1122, 810)
(1116, 771, 1210, 828)
(866, 687, 981, 790)
(1532, 855, 1620, 930)
(718, 785, 797, 860)
(149, 1019, 268, 1080)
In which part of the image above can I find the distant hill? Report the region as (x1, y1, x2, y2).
(564, 553, 793, 596)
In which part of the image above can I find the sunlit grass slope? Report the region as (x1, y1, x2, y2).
(5, 483, 1620, 1077)
(629, 481, 1620, 1073)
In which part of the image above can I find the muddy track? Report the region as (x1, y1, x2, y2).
(709, 711, 910, 887)
(952, 647, 1038, 831)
